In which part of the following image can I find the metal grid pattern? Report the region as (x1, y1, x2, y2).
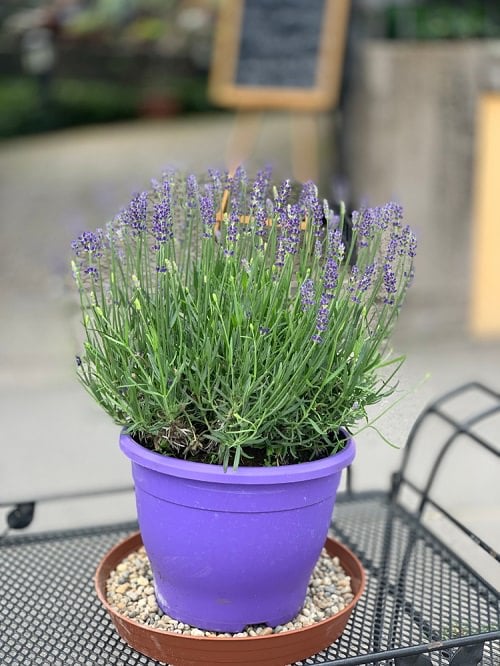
(1, 496, 498, 666)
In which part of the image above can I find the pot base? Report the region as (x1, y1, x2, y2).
(95, 532, 366, 666)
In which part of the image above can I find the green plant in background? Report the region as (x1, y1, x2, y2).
(386, 1, 500, 40)
(0, 77, 41, 136)
(54, 79, 139, 125)
(72, 167, 416, 469)
(0, 77, 140, 137)
(0, 0, 215, 137)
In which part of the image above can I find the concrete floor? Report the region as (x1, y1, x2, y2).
(0, 116, 498, 587)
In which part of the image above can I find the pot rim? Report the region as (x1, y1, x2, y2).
(119, 429, 355, 484)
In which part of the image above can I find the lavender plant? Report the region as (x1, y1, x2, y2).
(72, 167, 416, 468)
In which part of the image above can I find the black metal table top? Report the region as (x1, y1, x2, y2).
(1, 492, 498, 666)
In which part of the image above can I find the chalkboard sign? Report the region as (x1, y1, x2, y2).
(209, 0, 350, 111)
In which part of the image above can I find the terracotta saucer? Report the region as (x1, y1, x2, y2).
(95, 532, 366, 666)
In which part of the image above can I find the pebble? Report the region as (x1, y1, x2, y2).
(106, 545, 353, 638)
(115, 583, 130, 594)
(190, 628, 204, 637)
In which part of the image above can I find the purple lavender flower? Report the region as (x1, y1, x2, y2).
(300, 278, 315, 311)
(250, 167, 272, 240)
(352, 204, 404, 250)
(274, 179, 291, 219)
(272, 181, 293, 261)
(319, 292, 331, 307)
(227, 166, 242, 193)
(208, 168, 226, 213)
(383, 263, 397, 304)
(208, 168, 223, 195)
(273, 196, 301, 263)
(274, 240, 285, 268)
(385, 234, 399, 263)
(250, 166, 272, 211)
(315, 302, 330, 335)
(221, 170, 232, 195)
(400, 224, 417, 257)
(352, 207, 377, 247)
(151, 181, 173, 246)
(349, 265, 360, 303)
(384, 226, 416, 269)
(200, 184, 216, 238)
(71, 229, 105, 257)
(226, 168, 245, 244)
(234, 165, 248, 189)
(300, 181, 323, 236)
(310, 299, 330, 344)
(228, 216, 239, 243)
(327, 228, 344, 262)
(323, 257, 339, 292)
(84, 265, 99, 279)
(357, 262, 377, 294)
(186, 174, 199, 215)
(255, 207, 268, 238)
(71, 229, 106, 280)
(281, 204, 301, 256)
(259, 326, 270, 335)
(123, 192, 148, 234)
(314, 239, 323, 259)
(381, 202, 403, 230)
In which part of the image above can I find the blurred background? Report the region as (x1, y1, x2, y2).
(0, 0, 499, 570)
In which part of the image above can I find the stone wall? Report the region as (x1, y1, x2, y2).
(343, 40, 500, 339)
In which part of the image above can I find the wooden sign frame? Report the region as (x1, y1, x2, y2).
(209, 0, 351, 112)
(470, 92, 500, 337)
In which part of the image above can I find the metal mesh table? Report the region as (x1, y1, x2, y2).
(1, 383, 499, 665)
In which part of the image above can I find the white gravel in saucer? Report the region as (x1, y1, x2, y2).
(106, 545, 354, 637)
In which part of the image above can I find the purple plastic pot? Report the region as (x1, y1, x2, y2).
(119, 432, 355, 633)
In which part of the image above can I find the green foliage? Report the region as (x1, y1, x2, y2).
(72, 169, 417, 468)
(0, 78, 41, 136)
(0, 77, 139, 137)
(0, 76, 212, 138)
(386, 2, 500, 40)
(54, 78, 139, 124)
